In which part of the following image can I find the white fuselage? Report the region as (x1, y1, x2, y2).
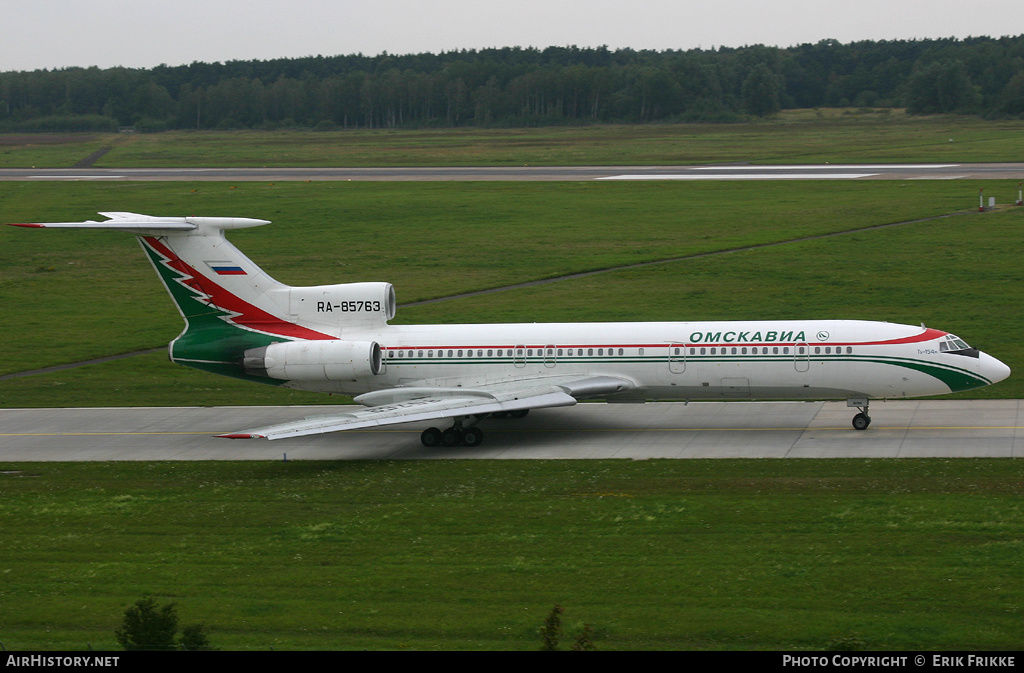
(281, 319, 1009, 402)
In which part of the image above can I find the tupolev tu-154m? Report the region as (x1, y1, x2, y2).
(9, 212, 1010, 446)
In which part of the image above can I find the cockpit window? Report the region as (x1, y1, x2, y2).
(939, 334, 979, 358)
(939, 334, 970, 351)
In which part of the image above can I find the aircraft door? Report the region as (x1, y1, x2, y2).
(794, 343, 810, 372)
(721, 377, 750, 397)
(514, 345, 526, 368)
(543, 345, 557, 368)
(669, 343, 686, 373)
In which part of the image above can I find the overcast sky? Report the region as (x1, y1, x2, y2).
(3, 0, 1023, 72)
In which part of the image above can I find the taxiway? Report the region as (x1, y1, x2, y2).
(3, 163, 1024, 181)
(2, 400, 1022, 461)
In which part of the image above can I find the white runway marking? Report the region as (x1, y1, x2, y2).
(685, 164, 960, 170)
(599, 173, 879, 180)
(28, 175, 124, 180)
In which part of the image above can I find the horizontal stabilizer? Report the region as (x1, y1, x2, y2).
(7, 211, 270, 235)
(8, 221, 197, 232)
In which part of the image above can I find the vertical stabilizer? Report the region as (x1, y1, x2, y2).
(9, 212, 334, 383)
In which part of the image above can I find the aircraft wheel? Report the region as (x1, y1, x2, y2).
(852, 413, 871, 431)
(420, 427, 442, 447)
(441, 427, 462, 446)
(509, 409, 530, 419)
(460, 427, 483, 447)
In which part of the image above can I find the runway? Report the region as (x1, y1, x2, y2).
(3, 163, 1024, 181)
(2, 400, 1022, 461)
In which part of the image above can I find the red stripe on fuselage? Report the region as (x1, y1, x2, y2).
(849, 328, 946, 347)
(384, 328, 948, 353)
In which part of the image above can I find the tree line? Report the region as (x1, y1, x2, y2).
(3, 36, 1024, 132)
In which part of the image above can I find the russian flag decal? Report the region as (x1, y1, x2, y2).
(207, 261, 247, 275)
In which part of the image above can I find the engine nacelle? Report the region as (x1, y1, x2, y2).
(244, 340, 382, 381)
(287, 282, 396, 328)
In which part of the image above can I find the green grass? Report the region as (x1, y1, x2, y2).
(0, 133, 113, 168)
(4, 112, 1024, 168)
(1, 459, 1021, 651)
(1, 122, 1023, 653)
(2, 179, 1021, 405)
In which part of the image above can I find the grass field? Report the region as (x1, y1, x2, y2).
(1, 118, 1023, 652)
(1, 459, 1022, 651)
(1, 179, 1021, 405)
(4, 111, 1024, 168)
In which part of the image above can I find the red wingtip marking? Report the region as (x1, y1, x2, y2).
(7, 223, 45, 228)
(216, 433, 265, 440)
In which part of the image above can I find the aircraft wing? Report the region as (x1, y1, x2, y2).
(218, 375, 633, 440)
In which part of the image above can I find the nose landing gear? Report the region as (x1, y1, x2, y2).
(848, 398, 871, 430)
(852, 411, 871, 431)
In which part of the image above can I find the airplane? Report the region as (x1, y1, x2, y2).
(8, 212, 1011, 446)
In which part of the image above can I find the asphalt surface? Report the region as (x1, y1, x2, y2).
(2, 400, 1022, 461)
(3, 163, 1024, 181)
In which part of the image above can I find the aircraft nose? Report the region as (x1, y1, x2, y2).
(982, 352, 1011, 384)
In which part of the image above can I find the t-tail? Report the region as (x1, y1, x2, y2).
(9, 212, 394, 383)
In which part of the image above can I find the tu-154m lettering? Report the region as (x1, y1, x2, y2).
(9, 213, 1010, 446)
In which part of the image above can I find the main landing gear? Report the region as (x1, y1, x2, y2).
(420, 424, 483, 448)
(419, 410, 530, 447)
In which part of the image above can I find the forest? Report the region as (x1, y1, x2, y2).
(3, 36, 1024, 132)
